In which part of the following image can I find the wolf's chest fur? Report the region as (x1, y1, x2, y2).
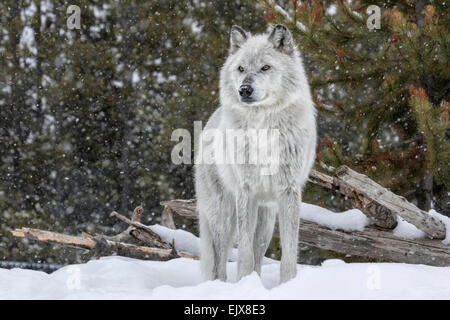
(215, 104, 309, 202)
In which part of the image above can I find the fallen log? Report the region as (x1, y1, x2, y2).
(291, 167, 445, 238)
(308, 168, 400, 230)
(161, 198, 450, 267)
(12, 227, 181, 261)
(295, 221, 450, 267)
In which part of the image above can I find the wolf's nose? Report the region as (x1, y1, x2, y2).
(239, 85, 253, 98)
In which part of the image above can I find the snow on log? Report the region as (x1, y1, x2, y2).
(309, 168, 398, 229)
(335, 166, 446, 239)
(161, 199, 450, 266)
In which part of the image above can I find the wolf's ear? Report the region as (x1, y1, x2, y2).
(268, 25, 295, 55)
(230, 25, 248, 54)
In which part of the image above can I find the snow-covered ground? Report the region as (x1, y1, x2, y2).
(1, 203, 449, 299)
(2, 256, 450, 299)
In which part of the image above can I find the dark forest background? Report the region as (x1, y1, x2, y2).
(1, 0, 448, 265)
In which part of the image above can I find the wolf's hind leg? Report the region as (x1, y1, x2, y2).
(278, 188, 301, 283)
(253, 206, 276, 275)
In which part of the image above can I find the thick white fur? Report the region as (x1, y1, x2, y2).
(195, 25, 316, 284)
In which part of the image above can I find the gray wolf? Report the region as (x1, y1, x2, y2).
(194, 25, 316, 283)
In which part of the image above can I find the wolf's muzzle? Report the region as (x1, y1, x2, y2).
(239, 85, 254, 99)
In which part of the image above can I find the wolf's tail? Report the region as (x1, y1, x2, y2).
(199, 215, 215, 280)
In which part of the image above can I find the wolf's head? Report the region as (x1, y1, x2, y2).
(220, 25, 309, 109)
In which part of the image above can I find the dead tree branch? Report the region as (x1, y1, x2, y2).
(109, 210, 171, 250)
(12, 227, 180, 261)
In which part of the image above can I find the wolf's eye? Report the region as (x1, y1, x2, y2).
(238, 66, 244, 72)
(261, 65, 271, 71)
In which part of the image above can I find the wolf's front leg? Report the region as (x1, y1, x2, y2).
(278, 187, 301, 283)
(236, 187, 258, 280)
(199, 190, 236, 281)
